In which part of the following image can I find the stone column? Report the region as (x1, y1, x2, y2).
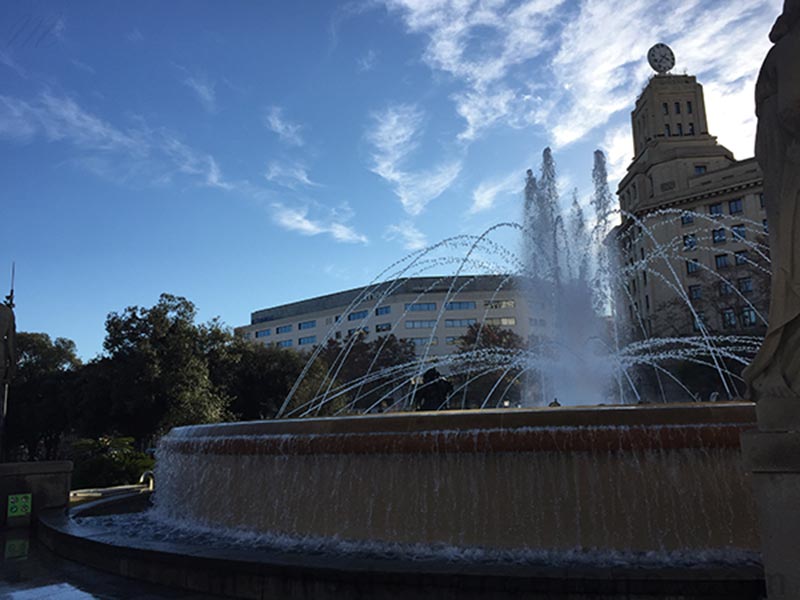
(741, 1, 800, 597)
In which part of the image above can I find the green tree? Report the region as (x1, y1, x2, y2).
(102, 294, 229, 447)
(6, 333, 81, 459)
(455, 323, 525, 409)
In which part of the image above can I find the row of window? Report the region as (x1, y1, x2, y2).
(405, 317, 518, 329)
(681, 198, 748, 225)
(254, 299, 518, 338)
(664, 122, 695, 137)
(686, 251, 754, 274)
(663, 100, 693, 115)
(693, 308, 758, 331)
(688, 277, 754, 300)
(683, 225, 748, 249)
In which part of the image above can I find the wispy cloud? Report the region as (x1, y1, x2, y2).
(182, 74, 216, 113)
(383, 0, 564, 141)
(265, 161, 319, 189)
(70, 59, 95, 75)
(383, 0, 777, 152)
(384, 221, 427, 250)
(470, 169, 524, 215)
(264, 106, 304, 146)
(0, 92, 233, 190)
(126, 28, 144, 43)
(357, 49, 378, 72)
(600, 126, 632, 188)
(271, 202, 367, 244)
(366, 103, 461, 215)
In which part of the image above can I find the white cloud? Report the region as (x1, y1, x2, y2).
(383, 0, 565, 140)
(366, 103, 461, 215)
(599, 126, 632, 188)
(70, 59, 95, 75)
(265, 161, 319, 188)
(384, 221, 428, 250)
(357, 49, 378, 72)
(383, 0, 779, 153)
(470, 169, 523, 214)
(264, 106, 304, 146)
(0, 92, 232, 190)
(126, 28, 144, 42)
(183, 75, 216, 113)
(548, 0, 778, 148)
(271, 202, 368, 244)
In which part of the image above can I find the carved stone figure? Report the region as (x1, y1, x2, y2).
(0, 304, 14, 384)
(744, 0, 800, 407)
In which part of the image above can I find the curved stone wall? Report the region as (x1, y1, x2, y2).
(153, 403, 759, 557)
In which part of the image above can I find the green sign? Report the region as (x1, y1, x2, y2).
(4, 538, 29, 559)
(7, 494, 32, 518)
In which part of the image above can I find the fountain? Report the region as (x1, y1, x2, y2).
(35, 148, 769, 598)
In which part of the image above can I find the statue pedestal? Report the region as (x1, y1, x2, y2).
(742, 428, 800, 599)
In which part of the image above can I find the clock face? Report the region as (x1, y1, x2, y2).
(647, 43, 675, 73)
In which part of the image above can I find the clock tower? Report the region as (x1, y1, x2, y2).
(618, 44, 736, 215)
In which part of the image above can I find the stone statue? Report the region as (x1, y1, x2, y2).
(744, 0, 800, 410)
(0, 303, 14, 385)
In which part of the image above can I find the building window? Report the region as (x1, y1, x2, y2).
(715, 254, 729, 269)
(729, 198, 743, 214)
(662, 102, 669, 115)
(276, 324, 292, 334)
(375, 322, 391, 332)
(695, 165, 707, 175)
(298, 335, 316, 345)
(485, 299, 516, 309)
(735, 250, 749, 266)
(405, 302, 436, 312)
(375, 306, 391, 316)
(445, 301, 477, 310)
(348, 327, 369, 336)
(445, 336, 458, 345)
(409, 337, 438, 346)
(348, 310, 368, 321)
(486, 317, 517, 327)
(738, 277, 753, 294)
(406, 320, 436, 329)
(298, 320, 316, 330)
(732, 224, 746, 241)
(683, 234, 697, 250)
(689, 285, 702, 300)
(719, 281, 734, 296)
(712, 228, 726, 244)
(676, 123, 683, 136)
(709, 202, 722, 216)
(277, 339, 292, 348)
(688, 122, 695, 135)
(255, 329, 270, 338)
(687, 259, 701, 275)
(759, 193, 765, 208)
(681, 212, 695, 225)
(665, 124, 671, 137)
(722, 308, 737, 329)
(445, 318, 477, 328)
(687, 100, 693, 114)
(741, 308, 757, 327)
(693, 311, 706, 332)
(763, 218, 769, 233)
(674, 101, 681, 114)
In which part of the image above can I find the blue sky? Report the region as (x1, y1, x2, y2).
(0, 0, 781, 359)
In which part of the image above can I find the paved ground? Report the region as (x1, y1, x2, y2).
(0, 530, 217, 600)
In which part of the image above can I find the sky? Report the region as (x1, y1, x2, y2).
(0, 0, 782, 360)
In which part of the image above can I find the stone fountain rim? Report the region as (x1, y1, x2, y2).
(37, 492, 765, 598)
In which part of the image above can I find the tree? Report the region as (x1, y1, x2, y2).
(101, 294, 229, 447)
(5, 333, 81, 459)
(455, 324, 525, 409)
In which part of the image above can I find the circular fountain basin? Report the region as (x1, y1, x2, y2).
(154, 402, 759, 558)
(37, 403, 764, 598)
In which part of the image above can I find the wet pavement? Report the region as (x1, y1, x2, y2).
(0, 530, 216, 600)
